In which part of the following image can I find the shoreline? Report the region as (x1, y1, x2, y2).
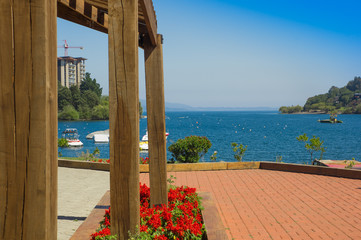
(280, 111, 327, 115)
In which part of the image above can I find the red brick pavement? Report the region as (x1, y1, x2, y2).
(140, 169, 361, 240)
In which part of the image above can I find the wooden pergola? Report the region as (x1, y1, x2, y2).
(0, 0, 167, 239)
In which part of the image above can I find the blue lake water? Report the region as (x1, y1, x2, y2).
(58, 111, 361, 164)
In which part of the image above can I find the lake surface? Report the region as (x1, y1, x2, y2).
(58, 111, 361, 164)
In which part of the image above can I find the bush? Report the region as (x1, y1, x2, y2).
(58, 138, 68, 147)
(231, 143, 247, 162)
(168, 136, 212, 163)
(58, 105, 79, 120)
(91, 104, 109, 120)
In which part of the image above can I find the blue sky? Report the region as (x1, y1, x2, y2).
(57, 0, 361, 108)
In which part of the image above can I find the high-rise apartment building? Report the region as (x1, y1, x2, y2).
(57, 56, 86, 88)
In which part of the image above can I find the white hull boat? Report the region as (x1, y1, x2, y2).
(62, 128, 83, 147)
(93, 134, 109, 143)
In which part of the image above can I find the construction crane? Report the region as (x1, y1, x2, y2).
(58, 40, 83, 56)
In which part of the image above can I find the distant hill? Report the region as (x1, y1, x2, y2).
(279, 76, 361, 114)
(140, 99, 277, 112)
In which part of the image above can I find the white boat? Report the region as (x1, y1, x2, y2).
(62, 128, 83, 147)
(93, 134, 109, 143)
(139, 141, 148, 151)
(141, 131, 169, 141)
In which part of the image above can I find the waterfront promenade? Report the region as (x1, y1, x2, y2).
(58, 167, 361, 240)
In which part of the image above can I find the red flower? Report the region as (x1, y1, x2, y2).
(91, 183, 204, 239)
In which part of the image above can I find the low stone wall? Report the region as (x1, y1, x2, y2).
(58, 159, 361, 179)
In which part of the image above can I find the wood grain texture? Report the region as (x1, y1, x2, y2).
(0, 0, 57, 239)
(139, 0, 158, 46)
(57, 0, 108, 34)
(144, 34, 168, 206)
(108, 0, 140, 239)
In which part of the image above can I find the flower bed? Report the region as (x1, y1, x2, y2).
(91, 183, 205, 240)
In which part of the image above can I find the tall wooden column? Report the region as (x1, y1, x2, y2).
(0, 0, 58, 239)
(144, 34, 168, 207)
(108, 0, 140, 239)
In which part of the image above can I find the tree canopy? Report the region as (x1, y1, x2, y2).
(280, 76, 361, 114)
(58, 72, 144, 120)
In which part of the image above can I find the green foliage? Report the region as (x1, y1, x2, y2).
(69, 85, 82, 110)
(93, 147, 100, 157)
(302, 76, 361, 113)
(279, 105, 303, 114)
(210, 151, 218, 162)
(92, 105, 109, 120)
(296, 133, 326, 164)
(82, 90, 100, 109)
(276, 155, 283, 162)
(139, 102, 143, 119)
(346, 77, 361, 92)
(58, 85, 72, 111)
(57, 72, 146, 120)
(94, 235, 117, 240)
(344, 159, 355, 169)
(78, 148, 101, 161)
(231, 143, 247, 162)
(78, 105, 92, 120)
(58, 138, 69, 147)
(58, 105, 79, 120)
(168, 136, 212, 163)
(167, 175, 177, 190)
(80, 72, 103, 97)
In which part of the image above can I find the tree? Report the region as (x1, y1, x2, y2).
(168, 136, 212, 163)
(296, 133, 325, 164)
(58, 105, 79, 120)
(91, 104, 109, 120)
(78, 105, 92, 120)
(81, 90, 100, 109)
(80, 72, 102, 97)
(346, 77, 361, 92)
(69, 85, 82, 111)
(231, 143, 247, 162)
(58, 85, 72, 111)
(139, 101, 143, 118)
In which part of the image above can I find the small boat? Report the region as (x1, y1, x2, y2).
(139, 132, 169, 151)
(319, 112, 342, 123)
(62, 128, 83, 147)
(93, 134, 109, 143)
(139, 141, 149, 151)
(142, 131, 169, 141)
(318, 119, 343, 123)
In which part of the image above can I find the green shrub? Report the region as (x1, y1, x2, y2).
(91, 104, 109, 120)
(231, 143, 247, 162)
(168, 136, 212, 163)
(296, 133, 325, 164)
(58, 138, 69, 147)
(58, 105, 79, 120)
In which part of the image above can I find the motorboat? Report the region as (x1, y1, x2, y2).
(62, 128, 83, 147)
(141, 131, 169, 141)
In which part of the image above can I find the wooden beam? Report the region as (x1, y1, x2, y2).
(144, 34, 168, 206)
(84, 0, 108, 10)
(139, 0, 158, 46)
(84, 2, 98, 21)
(0, 0, 58, 238)
(57, 0, 108, 34)
(108, 0, 140, 239)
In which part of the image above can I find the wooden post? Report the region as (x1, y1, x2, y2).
(108, 0, 140, 239)
(0, 0, 58, 239)
(144, 34, 168, 207)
